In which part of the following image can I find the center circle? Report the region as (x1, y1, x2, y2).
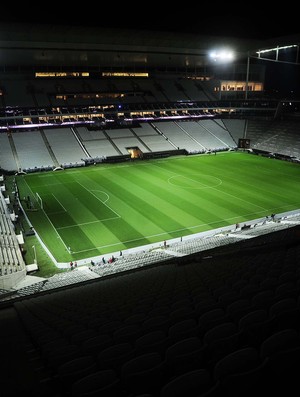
(168, 174, 222, 189)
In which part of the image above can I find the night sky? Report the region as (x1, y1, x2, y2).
(0, 11, 299, 40)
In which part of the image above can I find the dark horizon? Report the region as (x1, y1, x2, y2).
(0, 12, 299, 40)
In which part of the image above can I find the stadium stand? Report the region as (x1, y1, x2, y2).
(0, 20, 300, 397)
(0, 221, 299, 396)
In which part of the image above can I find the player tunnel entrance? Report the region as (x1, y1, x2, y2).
(127, 147, 143, 159)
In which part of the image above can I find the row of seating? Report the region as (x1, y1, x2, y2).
(11, 226, 300, 395)
(60, 331, 300, 397)
(0, 191, 25, 271)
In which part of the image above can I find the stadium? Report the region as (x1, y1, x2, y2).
(1, 20, 300, 396)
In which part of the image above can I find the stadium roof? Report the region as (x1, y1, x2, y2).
(1, 22, 299, 71)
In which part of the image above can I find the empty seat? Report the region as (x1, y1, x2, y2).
(194, 299, 220, 317)
(203, 321, 236, 344)
(214, 346, 260, 381)
(278, 271, 296, 283)
(135, 330, 168, 356)
(63, 324, 87, 338)
(96, 342, 136, 374)
(274, 281, 298, 300)
(81, 334, 113, 356)
(87, 315, 109, 329)
(260, 329, 300, 395)
(70, 328, 98, 345)
(164, 336, 205, 378)
(148, 305, 170, 317)
(260, 328, 300, 361)
(238, 309, 268, 332)
(45, 344, 83, 370)
(121, 352, 164, 395)
(97, 320, 123, 336)
(37, 330, 62, 346)
(248, 274, 265, 285)
(57, 355, 97, 394)
(170, 297, 192, 310)
(260, 277, 278, 290)
(40, 337, 69, 357)
(267, 307, 300, 333)
(239, 284, 260, 299)
(263, 345, 300, 394)
(251, 289, 275, 310)
(213, 347, 267, 397)
(142, 315, 170, 334)
(213, 285, 231, 298)
(160, 368, 214, 397)
(203, 322, 241, 364)
(169, 306, 196, 325)
(167, 318, 199, 344)
(217, 291, 240, 306)
(238, 309, 269, 347)
(133, 395, 155, 397)
(71, 369, 122, 397)
(198, 308, 229, 337)
(226, 299, 252, 322)
(269, 298, 297, 319)
(113, 323, 142, 344)
(124, 312, 148, 325)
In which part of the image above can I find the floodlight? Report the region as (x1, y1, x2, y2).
(209, 50, 234, 62)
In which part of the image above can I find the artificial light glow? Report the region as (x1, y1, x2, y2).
(256, 45, 297, 54)
(209, 50, 234, 62)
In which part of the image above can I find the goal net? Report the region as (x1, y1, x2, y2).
(36, 192, 43, 210)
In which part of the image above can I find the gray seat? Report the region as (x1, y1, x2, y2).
(160, 368, 214, 397)
(71, 369, 121, 397)
(121, 352, 164, 395)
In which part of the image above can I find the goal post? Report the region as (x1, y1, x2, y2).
(36, 192, 43, 210)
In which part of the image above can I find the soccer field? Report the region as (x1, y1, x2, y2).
(17, 151, 300, 263)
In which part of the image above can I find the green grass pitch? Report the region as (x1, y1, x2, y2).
(16, 151, 300, 263)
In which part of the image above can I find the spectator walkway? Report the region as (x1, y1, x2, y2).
(1, 209, 299, 303)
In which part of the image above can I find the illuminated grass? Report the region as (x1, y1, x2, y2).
(17, 151, 300, 262)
